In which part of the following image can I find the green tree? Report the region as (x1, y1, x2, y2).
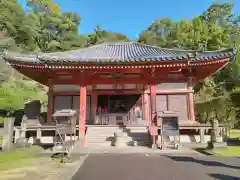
(87, 25, 129, 46)
(138, 2, 240, 125)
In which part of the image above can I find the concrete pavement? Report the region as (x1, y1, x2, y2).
(72, 154, 240, 180)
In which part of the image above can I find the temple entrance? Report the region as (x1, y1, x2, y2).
(96, 94, 142, 125)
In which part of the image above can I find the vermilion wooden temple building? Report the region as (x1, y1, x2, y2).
(1, 42, 236, 142)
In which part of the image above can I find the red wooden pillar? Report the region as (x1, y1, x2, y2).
(150, 84, 157, 125)
(91, 92, 98, 125)
(150, 84, 157, 148)
(79, 85, 87, 146)
(143, 92, 149, 124)
(188, 86, 195, 121)
(47, 79, 53, 123)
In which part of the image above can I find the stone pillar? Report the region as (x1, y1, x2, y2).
(20, 119, 27, 139)
(79, 85, 87, 146)
(209, 120, 226, 148)
(14, 128, 20, 143)
(36, 128, 42, 144)
(211, 120, 220, 142)
(2, 117, 15, 152)
(199, 127, 205, 143)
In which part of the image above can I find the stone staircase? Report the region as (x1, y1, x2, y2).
(86, 127, 122, 147)
(86, 126, 150, 148)
(121, 126, 151, 147)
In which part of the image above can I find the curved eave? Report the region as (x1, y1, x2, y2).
(3, 50, 235, 63)
(1, 42, 236, 69)
(1, 42, 237, 63)
(3, 57, 231, 70)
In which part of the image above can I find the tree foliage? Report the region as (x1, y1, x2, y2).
(139, 2, 240, 125)
(0, 0, 128, 111)
(87, 25, 129, 46)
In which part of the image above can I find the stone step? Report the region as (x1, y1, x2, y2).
(87, 129, 123, 131)
(128, 132, 149, 136)
(86, 127, 152, 148)
(87, 128, 122, 131)
(131, 136, 150, 141)
(87, 142, 113, 146)
(129, 130, 148, 133)
(87, 135, 114, 137)
(114, 132, 129, 137)
(115, 137, 133, 141)
(86, 139, 111, 142)
(87, 141, 111, 144)
(86, 132, 121, 135)
(86, 130, 118, 132)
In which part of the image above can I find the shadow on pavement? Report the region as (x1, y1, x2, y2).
(166, 156, 240, 170)
(209, 173, 240, 180)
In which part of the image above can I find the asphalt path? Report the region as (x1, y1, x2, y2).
(72, 154, 240, 180)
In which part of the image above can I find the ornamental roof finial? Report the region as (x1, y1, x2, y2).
(0, 45, 8, 59)
(186, 52, 196, 59)
(233, 44, 238, 55)
(36, 52, 44, 61)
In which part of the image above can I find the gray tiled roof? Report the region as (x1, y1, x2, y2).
(1, 42, 236, 64)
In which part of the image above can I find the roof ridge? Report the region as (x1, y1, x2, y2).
(132, 42, 197, 52)
(135, 42, 237, 55)
(200, 47, 235, 53)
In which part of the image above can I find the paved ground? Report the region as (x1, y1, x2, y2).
(72, 154, 240, 180)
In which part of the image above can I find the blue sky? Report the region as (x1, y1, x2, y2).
(18, 0, 239, 39)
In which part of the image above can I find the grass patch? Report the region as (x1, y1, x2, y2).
(229, 129, 240, 138)
(207, 146, 240, 157)
(233, 86, 240, 92)
(0, 146, 42, 171)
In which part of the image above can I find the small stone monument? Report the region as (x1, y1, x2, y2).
(2, 117, 15, 152)
(15, 115, 29, 148)
(209, 120, 226, 149)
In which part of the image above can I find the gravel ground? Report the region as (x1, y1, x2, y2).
(72, 154, 240, 180)
(0, 157, 82, 180)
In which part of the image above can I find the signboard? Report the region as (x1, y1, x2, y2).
(162, 117, 179, 136)
(150, 126, 158, 136)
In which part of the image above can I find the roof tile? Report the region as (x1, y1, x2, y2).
(1, 42, 236, 64)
